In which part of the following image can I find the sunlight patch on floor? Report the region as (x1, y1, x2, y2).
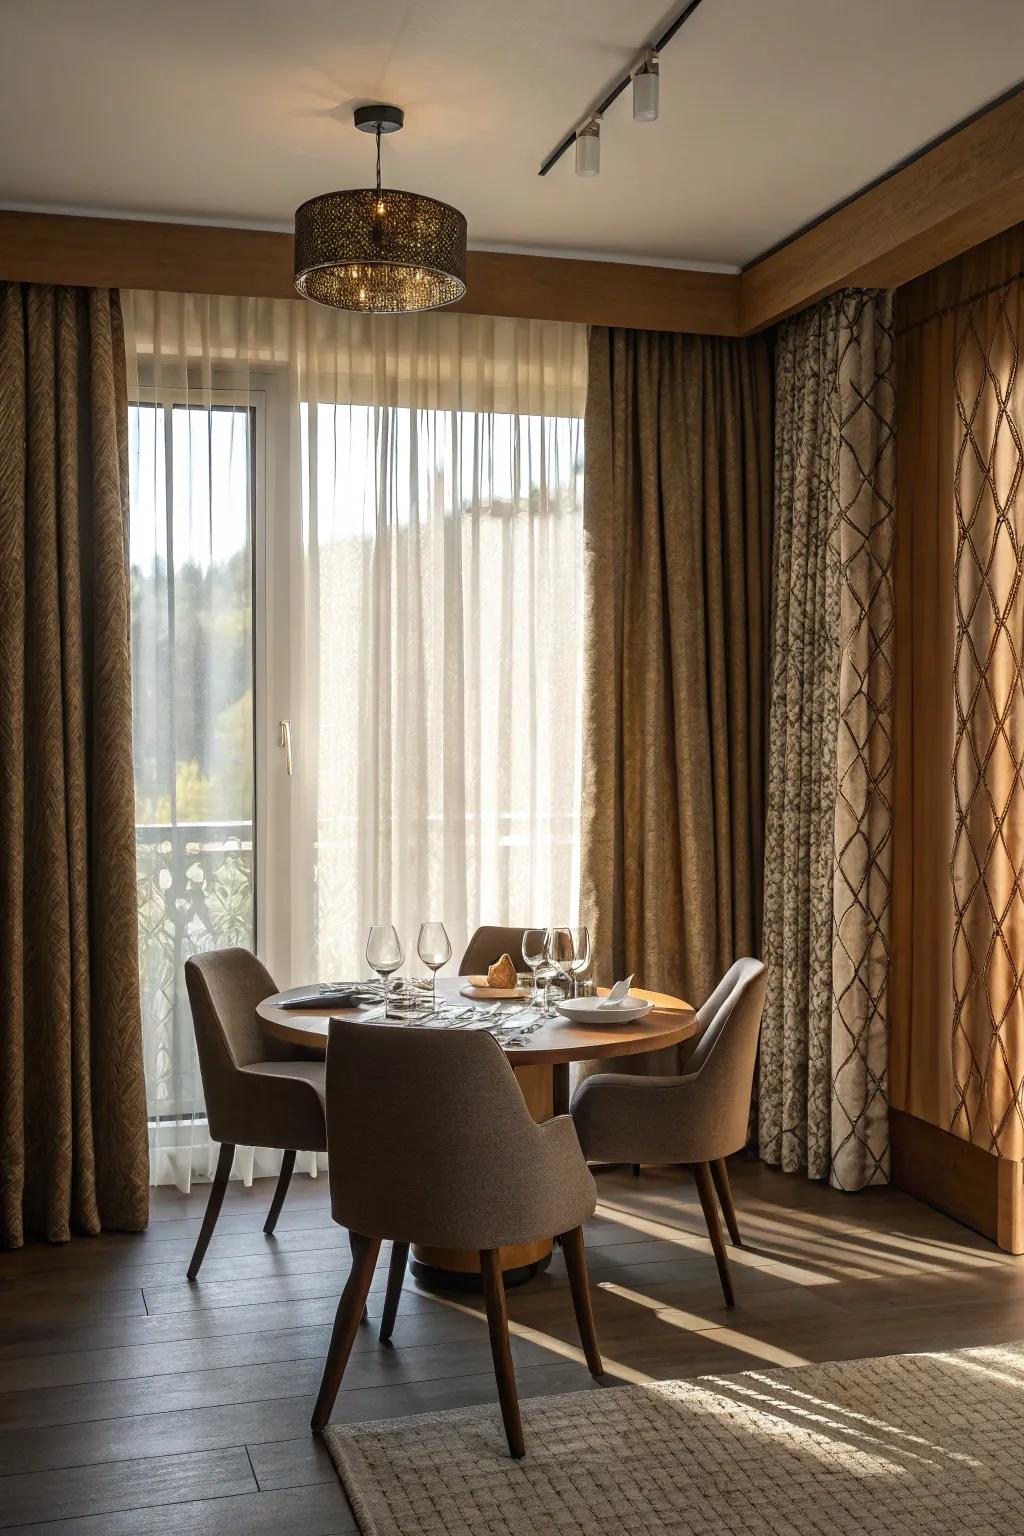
(430, 1292, 656, 1386)
(741, 1369, 984, 1465)
(766, 1204, 1006, 1271)
(727, 1212, 928, 1278)
(598, 1281, 809, 1367)
(595, 1202, 834, 1286)
(706, 1371, 984, 1472)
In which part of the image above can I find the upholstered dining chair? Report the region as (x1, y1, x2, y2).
(183, 948, 327, 1281)
(459, 925, 528, 975)
(570, 957, 766, 1308)
(311, 1018, 603, 1456)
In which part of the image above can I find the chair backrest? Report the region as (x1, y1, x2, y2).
(683, 957, 766, 1157)
(459, 926, 528, 975)
(184, 948, 289, 1137)
(325, 1018, 550, 1248)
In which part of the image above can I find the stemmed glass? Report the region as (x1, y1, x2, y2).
(417, 921, 452, 1015)
(544, 927, 592, 999)
(522, 928, 548, 1006)
(366, 924, 403, 1020)
(537, 926, 568, 1017)
(566, 926, 592, 997)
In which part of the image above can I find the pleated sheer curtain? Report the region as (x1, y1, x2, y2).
(122, 293, 586, 1188)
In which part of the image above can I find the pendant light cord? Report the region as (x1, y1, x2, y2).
(376, 126, 382, 195)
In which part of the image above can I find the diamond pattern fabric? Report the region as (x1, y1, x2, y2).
(760, 290, 895, 1191)
(951, 287, 1024, 1156)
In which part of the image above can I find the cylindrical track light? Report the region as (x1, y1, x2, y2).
(575, 118, 600, 177)
(632, 51, 660, 121)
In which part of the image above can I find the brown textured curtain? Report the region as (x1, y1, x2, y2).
(892, 226, 1024, 1157)
(0, 284, 148, 1247)
(580, 326, 773, 1029)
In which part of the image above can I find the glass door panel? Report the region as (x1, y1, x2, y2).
(129, 398, 255, 1180)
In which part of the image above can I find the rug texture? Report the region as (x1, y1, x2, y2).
(323, 1343, 1024, 1535)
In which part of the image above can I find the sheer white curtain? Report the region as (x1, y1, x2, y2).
(123, 293, 587, 1185)
(293, 310, 587, 979)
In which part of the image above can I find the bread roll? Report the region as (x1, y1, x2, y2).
(487, 953, 518, 989)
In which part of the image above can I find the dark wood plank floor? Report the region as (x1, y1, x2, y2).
(2, 1156, 1022, 1532)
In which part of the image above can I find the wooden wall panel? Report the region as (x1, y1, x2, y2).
(0, 211, 740, 336)
(891, 1109, 1024, 1254)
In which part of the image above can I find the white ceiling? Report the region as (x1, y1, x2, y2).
(3, 0, 1023, 269)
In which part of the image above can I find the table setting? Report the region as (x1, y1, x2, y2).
(285, 921, 655, 1047)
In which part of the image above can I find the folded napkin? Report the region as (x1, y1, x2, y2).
(598, 974, 635, 1008)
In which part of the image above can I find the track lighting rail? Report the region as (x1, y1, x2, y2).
(538, 0, 707, 176)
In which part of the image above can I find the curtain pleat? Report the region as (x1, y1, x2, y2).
(759, 289, 896, 1191)
(894, 231, 1024, 1158)
(580, 326, 773, 1058)
(0, 283, 148, 1247)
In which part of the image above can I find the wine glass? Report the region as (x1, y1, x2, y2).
(539, 926, 570, 1017)
(543, 921, 577, 1007)
(567, 926, 592, 997)
(366, 924, 403, 1020)
(522, 928, 548, 1005)
(417, 921, 452, 1015)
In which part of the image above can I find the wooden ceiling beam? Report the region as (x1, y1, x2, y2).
(738, 86, 1024, 333)
(0, 210, 740, 336)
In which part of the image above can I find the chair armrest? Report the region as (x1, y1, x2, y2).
(570, 1072, 704, 1166)
(530, 1113, 597, 1231)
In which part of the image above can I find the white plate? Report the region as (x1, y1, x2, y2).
(555, 996, 654, 1026)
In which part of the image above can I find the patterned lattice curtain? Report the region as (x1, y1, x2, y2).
(759, 290, 896, 1191)
(950, 283, 1024, 1154)
(892, 232, 1024, 1161)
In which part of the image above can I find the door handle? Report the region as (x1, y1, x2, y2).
(279, 719, 293, 776)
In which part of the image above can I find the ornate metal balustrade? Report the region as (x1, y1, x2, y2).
(135, 820, 254, 1119)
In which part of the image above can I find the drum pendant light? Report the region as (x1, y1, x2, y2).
(294, 105, 468, 314)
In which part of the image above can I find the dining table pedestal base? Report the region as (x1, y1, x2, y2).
(409, 1062, 555, 1289)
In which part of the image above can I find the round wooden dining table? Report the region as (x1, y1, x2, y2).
(257, 976, 695, 1285)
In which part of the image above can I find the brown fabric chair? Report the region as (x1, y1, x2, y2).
(311, 1019, 602, 1456)
(459, 925, 529, 975)
(570, 957, 766, 1307)
(183, 948, 327, 1280)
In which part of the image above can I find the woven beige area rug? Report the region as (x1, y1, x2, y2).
(324, 1343, 1024, 1535)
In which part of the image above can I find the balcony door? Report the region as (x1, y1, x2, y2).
(129, 386, 264, 1185)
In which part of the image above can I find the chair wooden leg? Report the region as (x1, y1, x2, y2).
(692, 1162, 735, 1307)
(311, 1233, 382, 1434)
(710, 1157, 742, 1247)
(633, 1164, 641, 1177)
(379, 1241, 409, 1343)
(264, 1150, 296, 1236)
(187, 1142, 235, 1281)
(480, 1249, 525, 1458)
(347, 1229, 371, 1321)
(559, 1226, 603, 1377)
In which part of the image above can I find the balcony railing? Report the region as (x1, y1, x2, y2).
(136, 820, 254, 1117)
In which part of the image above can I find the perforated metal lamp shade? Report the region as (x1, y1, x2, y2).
(293, 187, 467, 313)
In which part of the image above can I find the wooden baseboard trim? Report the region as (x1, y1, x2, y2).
(889, 1107, 1024, 1253)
